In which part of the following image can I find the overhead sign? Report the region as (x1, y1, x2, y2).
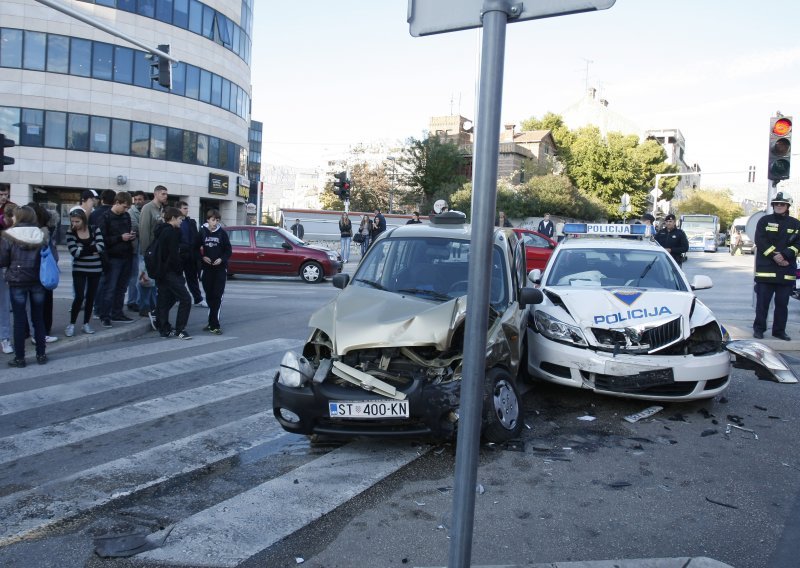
(408, 0, 615, 36)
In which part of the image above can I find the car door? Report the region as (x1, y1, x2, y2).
(520, 231, 555, 271)
(254, 228, 296, 275)
(227, 228, 255, 274)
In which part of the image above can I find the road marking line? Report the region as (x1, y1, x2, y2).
(139, 441, 429, 567)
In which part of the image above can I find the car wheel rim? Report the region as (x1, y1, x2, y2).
(303, 265, 320, 282)
(493, 379, 519, 430)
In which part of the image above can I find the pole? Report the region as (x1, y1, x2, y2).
(652, 174, 660, 218)
(448, 2, 509, 566)
(33, 0, 178, 62)
(256, 180, 263, 226)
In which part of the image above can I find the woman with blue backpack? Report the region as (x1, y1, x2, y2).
(0, 205, 51, 367)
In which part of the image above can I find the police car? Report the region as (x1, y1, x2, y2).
(525, 223, 796, 401)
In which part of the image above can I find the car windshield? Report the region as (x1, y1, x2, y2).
(352, 236, 509, 308)
(545, 247, 686, 290)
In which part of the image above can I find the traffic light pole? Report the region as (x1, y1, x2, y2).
(32, 0, 178, 64)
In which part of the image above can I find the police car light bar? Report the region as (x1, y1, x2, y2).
(563, 223, 652, 236)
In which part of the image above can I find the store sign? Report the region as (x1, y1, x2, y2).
(209, 173, 229, 195)
(237, 179, 250, 200)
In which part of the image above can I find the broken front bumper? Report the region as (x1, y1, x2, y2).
(273, 373, 462, 438)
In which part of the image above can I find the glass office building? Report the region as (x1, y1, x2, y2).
(0, 0, 254, 236)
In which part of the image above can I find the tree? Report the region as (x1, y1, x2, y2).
(399, 136, 467, 215)
(519, 114, 678, 219)
(673, 188, 744, 232)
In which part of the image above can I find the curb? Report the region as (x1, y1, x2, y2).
(419, 558, 733, 568)
(44, 319, 152, 356)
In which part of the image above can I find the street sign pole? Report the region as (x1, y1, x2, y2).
(448, 4, 509, 566)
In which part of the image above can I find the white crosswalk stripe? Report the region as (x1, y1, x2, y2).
(0, 334, 428, 563)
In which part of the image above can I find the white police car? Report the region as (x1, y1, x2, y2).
(525, 223, 796, 401)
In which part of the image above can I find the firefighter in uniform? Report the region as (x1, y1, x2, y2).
(753, 192, 800, 340)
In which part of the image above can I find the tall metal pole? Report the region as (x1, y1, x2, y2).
(448, 2, 509, 566)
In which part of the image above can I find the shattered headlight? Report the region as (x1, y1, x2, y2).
(534, 310, 587, 347)
(278, 351, 314, 388)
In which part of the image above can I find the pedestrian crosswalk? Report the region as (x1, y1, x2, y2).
(0, 336, 427, 565)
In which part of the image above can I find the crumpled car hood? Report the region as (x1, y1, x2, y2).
(309, 287, 467, 355)
(545, 287, 696, 329)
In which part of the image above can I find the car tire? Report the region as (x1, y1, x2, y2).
(300, 261, 323, 284)
(482, 367, 524, 443)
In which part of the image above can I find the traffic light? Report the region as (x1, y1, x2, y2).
(768, 115, 792, 182)
(333, 171, 347, 199)
(0, 134, 14, 172)
(148, 44, 172, 89)
(342, 178, 351, 201)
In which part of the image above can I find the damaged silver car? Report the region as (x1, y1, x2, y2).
(273, 212, 542, 442)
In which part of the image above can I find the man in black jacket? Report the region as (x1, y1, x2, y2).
(178, 201, 204, 306)
(655, 214, 689, 266)
(154, 207, 193, 340)
(752, 192, 800, 340)
(97, 191, 135, 328)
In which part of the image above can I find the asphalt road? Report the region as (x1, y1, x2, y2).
(1, 248, 799, 568)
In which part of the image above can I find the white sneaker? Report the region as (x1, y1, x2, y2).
(65, 324, 75, 337)
(46, 335, 59, 343)
(82, 324, 96, 334)
(1, 338, 11, 354)
(195, 300, 209, 308)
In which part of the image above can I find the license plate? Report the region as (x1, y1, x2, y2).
(328, 400, 410, 419)
(608, 368, 674, 390)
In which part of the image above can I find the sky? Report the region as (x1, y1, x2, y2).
(250, 1, 800, 200)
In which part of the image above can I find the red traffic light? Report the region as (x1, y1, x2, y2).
(773, 118, 792, 137)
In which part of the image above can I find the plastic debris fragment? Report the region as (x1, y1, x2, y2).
(725, 423, 758, 440)
(577, 415, 596, 421)
(475, 484, 485, 495)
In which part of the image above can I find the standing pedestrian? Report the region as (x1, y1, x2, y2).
(154, 207, 192, 340)
(290, 218, 304, 239)
(752, 192, 800, 341)
(197, 209, 231, 335)
(338, 212, 353, 263)
(655, 214, 689, 267)
(372, 208, 386, 241)
(28, 203, 59, 343)
(177, 201, 205, 306)
(358, 215, 371, 256)
(0, 184, 15, 354)
(406, 212, 422, 225)
(138, 186, 168, 323)
(730, 229, 743, 256)
(125, 190, 146, 312)
(0, 205, 50, 367)
(64, 209, 103, 336)
(97, 191, 136, 328)
(497, 211, 512, 227)
(538, 213, 555, 238)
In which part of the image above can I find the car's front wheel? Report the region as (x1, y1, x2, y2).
(300, 261, 323, 283)
(482, 367, 524, 443)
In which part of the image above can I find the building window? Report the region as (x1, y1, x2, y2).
(44, 111, 67, 148)
(133, 50, 151, 87)
(166, 127, 183, 161)
(92, 42, 114, 81)
(21, 109, 44, 147)
(137, 0, 156, 18)
(150, 125, 167, 159)
(70, 38, 92, 77)
(0, 107, 19, 139)
(0, 29, 23, 68)
(23, 31, 46, 71)
(173, 0, 189, 28)
(67, 114, 90, 151)
(113, 46, 134, 83)
(185, 65, 200, 99)
(208, 136, 219, 168)
(131, 122, 150, 157)
(90, 116, 111, 152)
(182, 131, 197, 164)
(197, 134, 208, 165)
(199, 69, 212, 103)
(188, 0, 203, 34)
(171, 62, 186, 96)
(46, 34, 69, 73)
(111, 119, 131, 154)
(155, 0, 173, 23)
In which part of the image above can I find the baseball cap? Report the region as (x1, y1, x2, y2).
(81, 189, 99, 200)
(664, 214, 676, 221)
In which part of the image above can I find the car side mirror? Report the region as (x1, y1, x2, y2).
(519, 287, 543, 307)
(282, 242, 291, 250)
(333, 273, 350, 289)
(690, 274, 713, 290)
(528, 269, 542, 285)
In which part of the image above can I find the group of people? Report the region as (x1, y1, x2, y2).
(0, 183, 232, 367)
(291, 209, 390, 263)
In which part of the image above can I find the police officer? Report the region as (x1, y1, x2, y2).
(655, 213, 689, 266)
(752, 192, 800, 340)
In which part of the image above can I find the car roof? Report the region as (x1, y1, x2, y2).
(385, 218, 514, 248)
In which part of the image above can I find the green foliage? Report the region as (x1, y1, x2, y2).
(399, 136, 467, 214)
(518, 114, 678, 219)
(673, 188, 744, 232)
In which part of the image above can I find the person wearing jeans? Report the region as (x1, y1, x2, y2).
(338, 212, 352, 263)
(97, 192, 135, 327)
(0, 205, 50, 367)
